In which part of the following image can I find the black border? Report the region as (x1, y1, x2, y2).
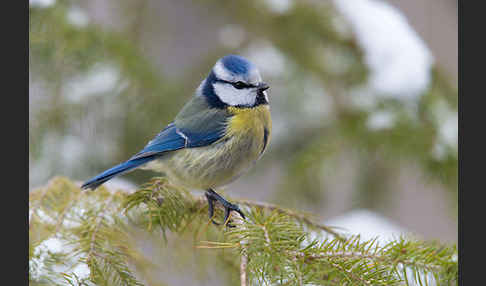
(457, 1, 462, 283)
(459, 1, 480, 285)
(9, 0, 29, 285)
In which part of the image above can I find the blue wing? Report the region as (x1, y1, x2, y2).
(80, 156, 155, 190)
(81, 121, 226, 190)
(129, 123, 187, 159)
(130, 122, 225, 159)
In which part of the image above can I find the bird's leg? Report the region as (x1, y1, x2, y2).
(205, 188, 246, 227)
(205, 190, 219, 225)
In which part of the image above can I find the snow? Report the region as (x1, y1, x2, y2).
(430, 99, 458, 159)
(263, 0, 294, 14)
(60, 135, 84, 171)
(103, 178, 138, 194)
(67, 7, 89, 28)
(366, 110, 396, 131)
(244, 41, 287, 77)
(71, 263, 91, 279)
(63, 64, 120, 103)
(43, 237, 63, 253)
(439, 115, 458, 148)
(334, 0, 434, 101)
(323, 208, 411, 244)
(30, 0, 55, 8)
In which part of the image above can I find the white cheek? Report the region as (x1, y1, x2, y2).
(213, 83, 256, 106)
(263, 90, 269, 103)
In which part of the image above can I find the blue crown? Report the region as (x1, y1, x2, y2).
(220, 54, 254, 76)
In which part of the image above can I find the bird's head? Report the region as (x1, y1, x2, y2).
(198, 55, 270, 109)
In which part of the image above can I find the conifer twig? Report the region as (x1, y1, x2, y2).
(290, 250, 443, 272)
(193, 196, 344, 240)
(87, 194, 116, 265)
(29, 183, 50, 229)
(330, 260, 372, 285)
(54, 190, 82, 233)
(240, 199, 345, 240)
(236, 199, 344, 240)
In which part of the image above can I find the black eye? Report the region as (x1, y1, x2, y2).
(232, 81, 247, 89)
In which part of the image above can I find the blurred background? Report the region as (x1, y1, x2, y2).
(29, 0, 457, 258)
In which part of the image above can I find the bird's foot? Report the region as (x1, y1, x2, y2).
(205, 189, 245, 227)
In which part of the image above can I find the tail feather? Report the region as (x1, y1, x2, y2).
(81, 157, 154, 190)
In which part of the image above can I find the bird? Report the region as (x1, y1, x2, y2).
(81, 54, 271, 227)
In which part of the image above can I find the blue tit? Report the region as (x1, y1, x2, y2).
(82, 54, 271, 226)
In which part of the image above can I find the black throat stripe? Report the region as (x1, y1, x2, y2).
(261, 127, 269, 155)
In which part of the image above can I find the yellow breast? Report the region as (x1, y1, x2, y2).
(226, 105, 272, 156)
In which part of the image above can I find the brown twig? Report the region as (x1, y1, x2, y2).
(240, 250, 248, 286)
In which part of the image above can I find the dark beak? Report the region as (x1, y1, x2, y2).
(257, 82, 270, 92)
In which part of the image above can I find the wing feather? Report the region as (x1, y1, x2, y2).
(131, 97, 230, 159)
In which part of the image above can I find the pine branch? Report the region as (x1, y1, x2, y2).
(190, 191, 344, 240)
(73, 192, 144, 286)
(236, 199, 345, 241)
(86, 194, 116, 268)
(29, 177, 457, 286)
(29, 183, 49, 230)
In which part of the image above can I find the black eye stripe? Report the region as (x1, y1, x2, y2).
(233, 81, 248, 89)
(216, 79, 254, 89)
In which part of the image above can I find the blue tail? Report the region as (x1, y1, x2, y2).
(81, 156, 155, 190)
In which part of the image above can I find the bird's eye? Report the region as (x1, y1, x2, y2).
(232, 81, 247, 89)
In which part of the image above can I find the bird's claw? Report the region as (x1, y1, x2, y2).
(205, 189, 245, 227)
